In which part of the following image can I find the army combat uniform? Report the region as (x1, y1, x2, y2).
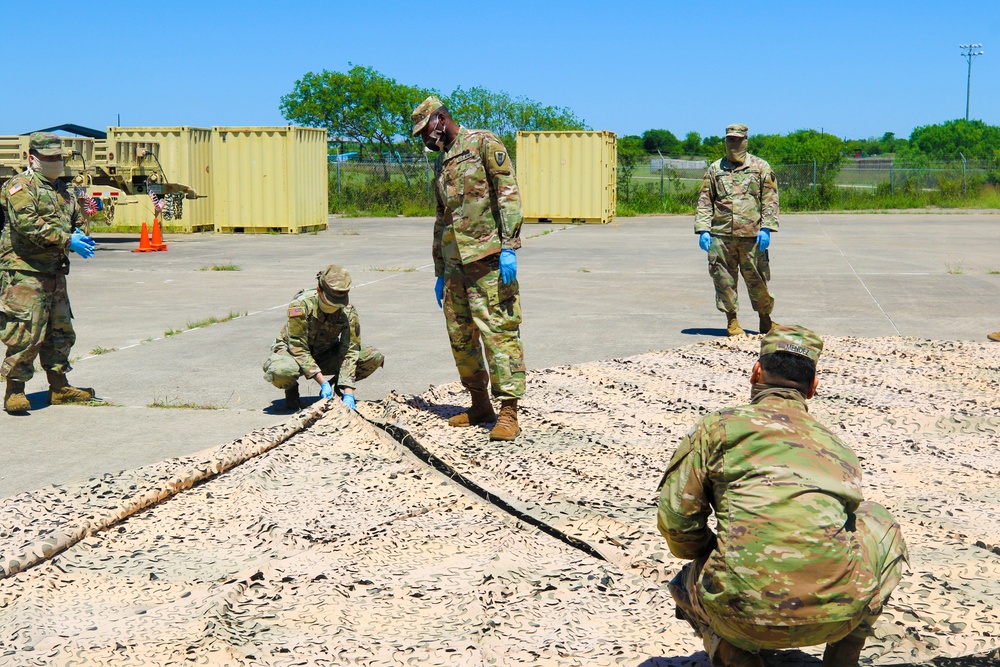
(432, 126, 526, 402)
(695, 144, 778, 324)
(657, 326, 907, 663)
(0, 140, 93, 410)
(262, 289, 383, 397)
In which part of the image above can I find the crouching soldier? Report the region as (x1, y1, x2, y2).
(263, 265, 383, 411)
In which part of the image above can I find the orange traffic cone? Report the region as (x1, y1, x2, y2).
(133, 221, 154, 252)
(150, 218, 168, 251)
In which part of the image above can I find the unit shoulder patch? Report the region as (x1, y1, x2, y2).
(495, 151, 506, 166)
(288, 306, 305, 318)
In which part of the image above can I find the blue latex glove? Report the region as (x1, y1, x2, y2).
(342, 393, 356, 410)
(434, 276, 444, 308)
(69, 230, 96, 259)
(499, 249, 517, 284)
(698, 232, 712, 252)
(756, 229, 770, 251)
(320, 381, 333, 400)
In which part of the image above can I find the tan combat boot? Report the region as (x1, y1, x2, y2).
(714, 639, 764, 667)
(4, 380, 30, 413)
(988, 331, 1000, 342)
(489, 399, 520, 441)
(46, 370, 95, 405)
(758, 313, 774, 334)
(448, 389, 495, 427)
(284, 383, 301, 412)
(726, 312, 745, 337)
(822, 635, 866, 667)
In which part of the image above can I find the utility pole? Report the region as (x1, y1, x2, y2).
(960, 43, 984, 121)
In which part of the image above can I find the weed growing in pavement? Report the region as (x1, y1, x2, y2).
(367, 266, 417, 272)
(164, 328, 182, 337)
(89, 346, 117, 355)
(946, 261, 965, 275)
(199, 264, 241, 271)
(578, 268, 591, 273)
(147, 397, 222, 410)
(185, 311, 247, 329)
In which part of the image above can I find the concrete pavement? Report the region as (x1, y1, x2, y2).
(2, 212, 999, 496)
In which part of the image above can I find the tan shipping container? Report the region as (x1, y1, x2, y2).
(515, 130, 617, 224)
(211, 126, 328, 234)
(104, 126, 214, 232)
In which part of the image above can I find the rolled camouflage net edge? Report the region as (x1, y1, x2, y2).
(0, 401, 334, 580)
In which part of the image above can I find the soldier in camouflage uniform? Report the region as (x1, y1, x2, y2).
(657, 325, 907, 667)
(262, 265, 383, 412)
(695, 124, 779, 337)
(411, 96, 525, 441)
(0, 133, 97, 413)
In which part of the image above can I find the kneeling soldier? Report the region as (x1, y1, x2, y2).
(263, 265, 383, 411)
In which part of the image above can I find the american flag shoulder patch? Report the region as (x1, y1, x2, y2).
(288, 306, 305, 317)
(8, 183, 22, 195)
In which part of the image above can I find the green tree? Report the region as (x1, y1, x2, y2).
(642, 129, 680, 154)
(682, 131, 702, 155)
(617, 135, 646, 202)
(445, 86, 587, 148)
(908, 119, 1000, 161)
(280, 64, 427, 164)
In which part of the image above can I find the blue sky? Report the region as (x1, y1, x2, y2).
(3, 0, 998, 140)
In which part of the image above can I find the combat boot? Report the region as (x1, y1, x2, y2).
(489, 399, 520, 441)
(46, 370, 95, 405)
(758, 313, 774, 334)
(726, 313, 745, 337)
(713, 639, 764, 667)
(822, 635, 866, 667)
(284, 384, 301, 412)
(448, 389, 495, 427)
(988, 331, 1000, 342)
(4, 380, 30, 414)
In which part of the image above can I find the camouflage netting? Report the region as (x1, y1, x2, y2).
(1, 336, 999, 665)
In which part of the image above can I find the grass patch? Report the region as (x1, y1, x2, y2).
(989, 270, 1000, 275)
(578, 267, 591, 273)
(89, 346, 117, 355)
(185, 311, 247, 330)
(367, 266, 416, 273)
(946, 261, 965, 275)
(164, 328, 182, 337)
(148, 397, 222, 410)
(79, 399, 115, 407)
(199, 263, 241, 272)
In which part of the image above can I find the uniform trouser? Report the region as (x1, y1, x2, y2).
(443, 256, 525, 400)
(669, 501, 908, 657)
(707, 235, 773, 316)
(0, 270, 75, 383)
(262, 345, 384, 391)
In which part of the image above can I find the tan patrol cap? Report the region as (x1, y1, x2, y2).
(411, 96, 444, 136)
(317, 264, 351, 307)
(29, 132, 63, 157)
(760, 324, 823, 364)
(725, 124, 749, 138)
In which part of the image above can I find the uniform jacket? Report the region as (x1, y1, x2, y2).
(433, 127, 522, 277)
(657, 385, 878, 626)
(273, 289, 361, 388)
(694, 154, 779, 237)
(0, 170, 80, 275)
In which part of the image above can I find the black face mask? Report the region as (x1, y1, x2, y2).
(423, 115, 446, 152)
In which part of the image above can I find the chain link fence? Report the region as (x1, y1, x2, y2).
(329, 156, 437, 216)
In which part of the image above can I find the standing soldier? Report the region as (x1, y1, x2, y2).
(411, 96, 526, 441)
(657, 325, 908, 667)
(695, 124, 778, 336)
(0, 132, 97, 414)
(262, 265, 383, 412)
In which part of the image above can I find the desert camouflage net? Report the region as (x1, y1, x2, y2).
(0, 336, 997, 665)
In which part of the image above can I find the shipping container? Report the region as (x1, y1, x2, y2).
(104, 127, 214, 233)
(211, 126, 328, 234)
(0, 135, 96, 179)
(515, 131, 617, 224)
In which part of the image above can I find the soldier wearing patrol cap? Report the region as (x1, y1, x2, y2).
(695, 123, 779, 337)
(657, 325, 908, 667)
(411, 95, 526, 441)
(0, 132, 98, 413)
(262, 265, 384, 412)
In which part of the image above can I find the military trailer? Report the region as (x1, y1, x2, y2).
(0, 130, 202, 233)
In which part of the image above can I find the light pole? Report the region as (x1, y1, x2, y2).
(960, 43, 984, 121)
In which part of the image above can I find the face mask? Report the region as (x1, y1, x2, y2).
(30, 155, 64, 181)
(317, 291, 342, 313)
(725, 138, 748, 165)
(424, 115, 446, 152)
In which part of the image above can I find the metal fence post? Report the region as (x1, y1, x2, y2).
(961, 152, 967, 196)
(657, 150, 665, 201)
(889, 162, 894, 195)
(336, 159, 341, 208)
(813, 160, 817, 191)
